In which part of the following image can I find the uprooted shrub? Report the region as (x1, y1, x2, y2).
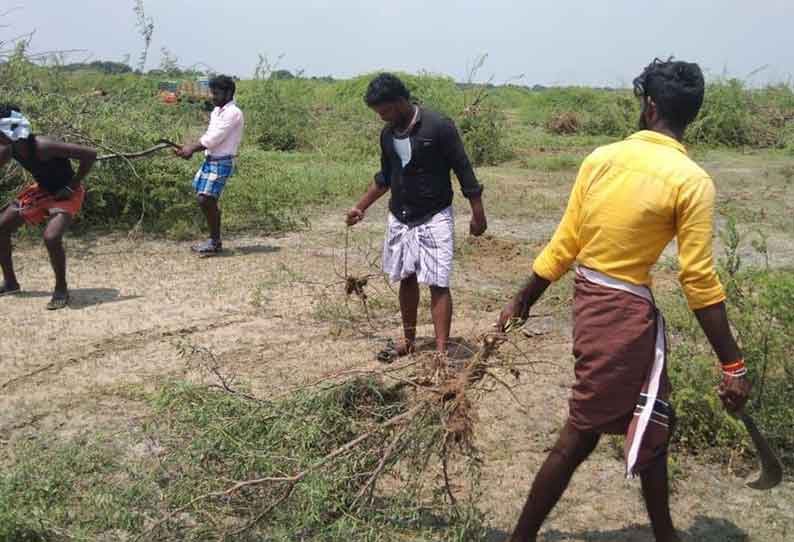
(545, 111, 582, 135)
(1, 333, 529, 541)
(0, 377, 487, 541)
(535, 88, 637, 139)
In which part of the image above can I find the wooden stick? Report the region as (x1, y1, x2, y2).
(96, 139, 180, 161)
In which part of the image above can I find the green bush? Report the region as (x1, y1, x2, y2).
(688, 79, 794, 148)
(0, 57, 369, 234)
(459, 105, 512, 165)
(668, 348, 748, 454)
(221, 150, 373, 233)
(520, 87, 626, 120)
(5, 54, 792, 236)
(310, 101, 382, 163)
(581, 95, 637, 137)
(519, 87, 637, 139)
(1, 55, 211, 231)
(334, 72, 463, 119)
(237, 78, 315, 152)
(688, 79, 759, 147)
(520, 80, 794, 147)
(664, 217, 794, 468)
(329, 73, 514, 167)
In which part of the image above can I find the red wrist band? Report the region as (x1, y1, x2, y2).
(722, 359, 747, 377)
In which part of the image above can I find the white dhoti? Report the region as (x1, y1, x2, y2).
(382, 207, 454, 288)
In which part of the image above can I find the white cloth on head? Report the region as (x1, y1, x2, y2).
(0, 111, 31, 141)
(382, 206, 454, 288)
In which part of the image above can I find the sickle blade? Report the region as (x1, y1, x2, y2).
(740, 412, 783, 490)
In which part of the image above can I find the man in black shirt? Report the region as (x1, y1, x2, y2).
(346, 73, 487, 360)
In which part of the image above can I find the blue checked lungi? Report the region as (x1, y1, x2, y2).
(192, 155, 234, 198)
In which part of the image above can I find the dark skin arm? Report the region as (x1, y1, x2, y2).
(35, 137, 97, 199)
(694, 302, 741, 363)
(345, 182, 389, 225)
(694, 301, 751, 413)
(496, 272, 551, 331)
(175, 141, 206, 159)
(345, 182, 486, 233)
(438, 119, 488, 236)
(468, 195, 487, 236)
(348, 127, 391, 226)
(345, 185, 487, 234)
(498, 275, 751, 413)
(0, 144, 11, 168)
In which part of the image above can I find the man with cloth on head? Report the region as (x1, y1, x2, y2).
(496, 59, 752, 542)
(0, 104, 96, 310)
(175, 75, 244, 256)
(346, 73, 488, 361)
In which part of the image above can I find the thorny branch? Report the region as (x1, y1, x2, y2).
(144, 229, 553, 537)
(68, 129, 153, 237)
(164, 331, 539, 533)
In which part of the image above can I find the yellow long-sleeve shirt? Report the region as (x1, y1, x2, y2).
(533, 130, 725, 310)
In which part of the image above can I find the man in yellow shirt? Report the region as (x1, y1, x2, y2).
(497, 59, 751, 542)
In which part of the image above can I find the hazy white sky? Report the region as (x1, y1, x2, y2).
(7, 0, 794, 85)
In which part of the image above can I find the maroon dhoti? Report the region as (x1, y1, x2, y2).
(569, 266, 674, 476)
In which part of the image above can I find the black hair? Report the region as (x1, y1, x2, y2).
(633, 58, 705, 132)
(364, 73, 410, 106)
(209, 75, 235, 96)
(0, 103, 21, 118)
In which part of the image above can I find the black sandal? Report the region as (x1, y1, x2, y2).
(46, 291, 70, 310)
(191, 239, 223, 257)
(376, 338, 415, 363)
(0, 282, 21, 297)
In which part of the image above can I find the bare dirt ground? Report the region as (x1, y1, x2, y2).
(1, 156, 792, 541)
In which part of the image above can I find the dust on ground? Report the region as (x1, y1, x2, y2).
(2, 154, 793, 541)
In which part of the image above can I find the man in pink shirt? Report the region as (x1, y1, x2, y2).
(175, 75, 244, 256)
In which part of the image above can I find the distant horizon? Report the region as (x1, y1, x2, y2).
(35, 59, 794, 91)
(7, 1, 794, 88)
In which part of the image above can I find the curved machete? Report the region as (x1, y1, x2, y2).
(739, 411, 783, 490)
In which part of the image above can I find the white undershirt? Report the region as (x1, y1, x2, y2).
(393, 136, 411, 168)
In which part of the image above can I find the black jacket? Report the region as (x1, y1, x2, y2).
(375, 108, 483, 226)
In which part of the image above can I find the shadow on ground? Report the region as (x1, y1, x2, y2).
(15, 288, 140, 309)
(221, 244, 282, 257)
(541, 515, 747, 541)
(411, 336, 481, 360)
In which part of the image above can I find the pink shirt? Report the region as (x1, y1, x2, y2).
(200, 101, 244, 157)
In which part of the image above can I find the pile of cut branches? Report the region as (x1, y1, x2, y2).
(138, 333, 536, 541)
